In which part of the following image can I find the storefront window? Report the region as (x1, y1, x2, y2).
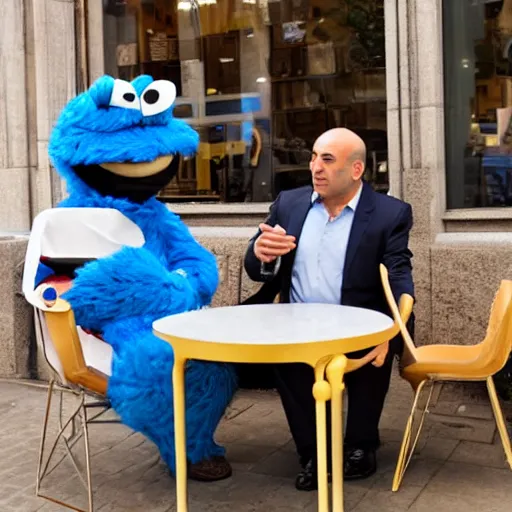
(444, 0, 512, 208)
(102, 0, 387, 203)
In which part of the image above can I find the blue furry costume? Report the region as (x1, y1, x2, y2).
(44, 75, 237, 477)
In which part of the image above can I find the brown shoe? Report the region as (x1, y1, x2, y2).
(188, 456, 232, 482)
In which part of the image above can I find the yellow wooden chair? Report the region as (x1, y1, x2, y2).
(23, 207, 145, 512)
(379, 264, 512, 492)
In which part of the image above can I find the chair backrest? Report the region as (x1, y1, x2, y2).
(379, 264, 417, 366)
(474, 280, 512, 375)
(23, 207, 145, 299)
(23, 208, 145, 388)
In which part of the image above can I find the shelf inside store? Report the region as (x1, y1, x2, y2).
(349, 97, 387, 104)
(271, 74, 339, 83)
(159, 194, 221, 202)
(273, 105, 326, 114)
(274, 164, 311, 173)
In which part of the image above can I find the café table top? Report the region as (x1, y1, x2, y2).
(153, 303, 394, 346)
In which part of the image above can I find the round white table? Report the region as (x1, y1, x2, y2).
(153, 303, 397, 512)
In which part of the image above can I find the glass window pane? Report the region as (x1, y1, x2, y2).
(444, 0, 512, 208)
(102, 0, 388, 203)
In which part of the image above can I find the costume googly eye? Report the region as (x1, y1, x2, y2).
(109, 79, 140, 110)
(140, 80, 176, 117)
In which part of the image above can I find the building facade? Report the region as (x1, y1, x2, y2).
(1, 0, 512, 377)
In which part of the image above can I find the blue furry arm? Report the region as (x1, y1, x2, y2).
(163, 213, 219, 307)
(62, 246, 200, 331)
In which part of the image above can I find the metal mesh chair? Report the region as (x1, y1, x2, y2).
(23, 208, 145, 512)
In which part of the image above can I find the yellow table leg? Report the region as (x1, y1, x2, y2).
(173, 355, 188, 512)
(313, 357, 332, 512)
(326, 355, 348, 512)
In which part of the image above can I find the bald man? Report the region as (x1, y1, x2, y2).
(244, 128, 414, 490)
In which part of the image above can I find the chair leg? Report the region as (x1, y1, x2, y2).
(36, 386, 95, 512)
(59, 392, 88, 490)
(36, 379, 55, 496)
(392, 379, 434, 492)
(80, 401, 94, 512)
(487, 376, 512, 470)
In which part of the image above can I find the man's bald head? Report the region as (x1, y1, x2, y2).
(316, 128, 367, 166)
(310, 128, 367, 202)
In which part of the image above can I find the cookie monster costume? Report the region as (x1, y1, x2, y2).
(42, 74, 237, 481)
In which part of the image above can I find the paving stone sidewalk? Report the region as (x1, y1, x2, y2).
(1, 372, 511, 512)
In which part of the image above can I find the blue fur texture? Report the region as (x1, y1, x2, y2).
(49, 75, 199, 199)
(46, 75, 237, 472)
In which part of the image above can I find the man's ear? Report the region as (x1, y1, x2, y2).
(352, 160, 365, 180)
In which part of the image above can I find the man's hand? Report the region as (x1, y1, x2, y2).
(253, 223, 296, 263)
(371, 341, 389, 367)
(348, 341, 390, 372)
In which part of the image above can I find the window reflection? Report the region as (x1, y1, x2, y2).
(102, 0, 388, 202)
(444, 0, 512, 208)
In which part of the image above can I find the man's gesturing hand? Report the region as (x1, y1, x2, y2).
(253, 223, 296, 263)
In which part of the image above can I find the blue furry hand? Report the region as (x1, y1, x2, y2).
(63, 246, 199, 331)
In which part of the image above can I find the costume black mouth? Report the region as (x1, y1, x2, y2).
(73, 155, 180, 203)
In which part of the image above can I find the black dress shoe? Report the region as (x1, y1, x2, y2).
(343, 448, 376, 480)
(295, 459, 317, 491)
(295, 459, 332, 491)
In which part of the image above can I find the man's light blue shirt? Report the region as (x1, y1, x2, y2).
(290, 185, 363, 305)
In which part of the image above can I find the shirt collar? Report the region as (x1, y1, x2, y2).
(311, 182, 363, 212)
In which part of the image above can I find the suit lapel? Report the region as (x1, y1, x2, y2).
(342, 182, 376, 285)
(286, 188, 313, 242)
(282, 187, 313, 293)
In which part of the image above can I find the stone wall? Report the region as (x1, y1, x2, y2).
(0, 0, 77, 232)
(431, 233, 512, 347)
(0, 1, 32, 231)
(384, 0, 446, 348)
(3, 226, 512, 380)
(0, 236, 32, 378)
(190, 227, 262, 306)
(0, 229, 264, 380)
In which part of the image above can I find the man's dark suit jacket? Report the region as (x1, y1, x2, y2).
(243, 182, 414, 318)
